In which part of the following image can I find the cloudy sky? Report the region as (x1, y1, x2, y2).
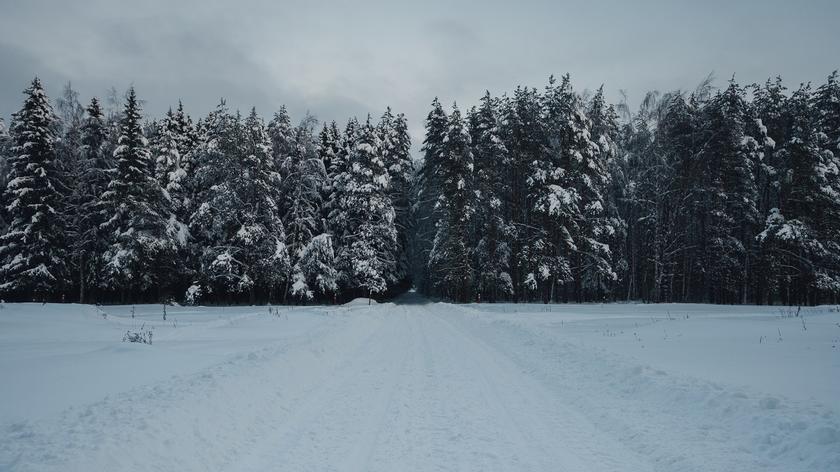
(1, 0, 838, 149)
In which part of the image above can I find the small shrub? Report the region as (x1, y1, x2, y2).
(123, 324, 153, 345)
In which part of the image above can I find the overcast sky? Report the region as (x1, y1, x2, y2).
(1, 0, 838, 149)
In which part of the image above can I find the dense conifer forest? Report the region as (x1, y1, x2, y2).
(1, 72, 839, 305)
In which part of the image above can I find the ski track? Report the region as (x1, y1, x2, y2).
(1, 302, 838, 471)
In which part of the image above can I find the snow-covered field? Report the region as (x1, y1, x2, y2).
(1, 298, 838, 471)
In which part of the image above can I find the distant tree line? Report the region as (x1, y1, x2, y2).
(415, 73, 840, 305)
(0, 78, 413, 304)
(2, 72, 839, 306)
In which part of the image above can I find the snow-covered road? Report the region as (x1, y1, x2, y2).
(1, 300, 838, 471)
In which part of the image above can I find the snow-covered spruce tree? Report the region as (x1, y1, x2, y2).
(239, 108, 291, 301)
(414, 98, 448, 295)
(152, 110, 182, 203)
(72, 98, 111, 302)
(171, 101, 199, 218)
(284, 114, 329, 302)
(555, 76, 615, 301)
(318, 122, 341, 176)
(750, 77, 788, 303)
(0, 78, 68, 300)
(518, 77, 577, 303)
(378, 108, 414, 288)
(428, 104, 474, 302)
(501, 86, 544, 301)
(810, 71, 840, 300)
(318, 121, 342, 218)
(470, 92, 513, 302)
(187, 100, 235, 301)
(335, 117, 397, 299)
(758, 82, 840, 304)
(325, 117, 359, 289)
(99, 87, 183, 301)
(291, 233, 338, 302)
(189, 106, 289, 303)
(588, 86, 627, 299)
(268, 105, 297, 178)
(150, 104, 197, 294)
(695, 80, 761, 303)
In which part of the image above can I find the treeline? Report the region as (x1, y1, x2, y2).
(3, 72, 840, 306)
(0, 78, 414, 304)
(415, 73, 840, 305)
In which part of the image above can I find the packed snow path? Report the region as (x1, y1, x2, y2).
(1, 300, 838, 471)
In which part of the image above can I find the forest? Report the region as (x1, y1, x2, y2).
(1, 72, 839, 305)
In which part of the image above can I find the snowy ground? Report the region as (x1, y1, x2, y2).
(1, 298, 838, 471)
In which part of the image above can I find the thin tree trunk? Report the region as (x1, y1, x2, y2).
(79, 254, 85, 304)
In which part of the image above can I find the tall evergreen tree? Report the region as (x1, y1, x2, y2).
(0, 78, 67, 299)
(285, 114, 329, 302)
(100, 88, 181, 300)
(336, 117, 397, 298)
(72, 98, 111, 302)
(414, 99, 448, 294)
(378, 108, 414, 287)
(429, 104, 474, 301)
(268, 106, 297, 177)
(326, 117, 360, 282)
(291, 233, 338, 302)
(503, 86, 545, 300)
(471, 92, 513, 301)
(190, 106, 289, 303)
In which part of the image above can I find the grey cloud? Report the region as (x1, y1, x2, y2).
(1, 0, 839, 156)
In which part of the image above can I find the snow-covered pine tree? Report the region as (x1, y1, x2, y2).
(811, 71, 840, 299)
(378, 108, 414, 288)
(187, 100, 235, 300)
(318, 122, 339, 175)
(173, 101, 198, 161)
(0, 78, 68, 300)
(518, 77, 577, 302)
(501, 86, 545, 301)
(239, 108, 291, 301)
(336, 117, 397, 299)
(325, 117, 360, 288)
(190, 106, 289, 303)
(73, 97, 111, 302)
(553, 76, 615, 301)
(414, 99, 448, 295)
(285, 115, 329, 302)
(99, 87, 182, 301)
(268, 106, 297, 178)
(428, 104, 474, 302)
(759, 82, 840, 304)
(588, 86, 627, 299)
(391, 113, 416, 288)
(173, 102, 198, 213)
(291, 233, 338, 302)
(152, 110, 181, 195)
(748, 78, 786, 303)
(318, 121, 342, 222)
(696, 80, 760, 303)
(471, 91, 513, 301)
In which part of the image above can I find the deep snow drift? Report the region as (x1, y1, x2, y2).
(0, 300, 838, 471)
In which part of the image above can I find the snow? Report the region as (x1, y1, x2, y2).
(1, 301, 838, 471)
(343, 297, 378, 306)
